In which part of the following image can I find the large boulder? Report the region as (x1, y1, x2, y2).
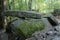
(42, 13, 58, 26)
(9, 18, 45, 38)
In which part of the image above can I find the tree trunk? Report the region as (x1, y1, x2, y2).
(0, 0, 5, 29)
(28, 0, 32, 11)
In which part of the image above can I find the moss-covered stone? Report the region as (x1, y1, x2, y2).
(10, 19, 45, 38)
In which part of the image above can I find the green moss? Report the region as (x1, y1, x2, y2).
(16, 19, 45, 37)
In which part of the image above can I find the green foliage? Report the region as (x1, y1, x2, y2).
(6, 0, 29, 10)
(32, 0, 60, 13)
(5, 0, 60, 13)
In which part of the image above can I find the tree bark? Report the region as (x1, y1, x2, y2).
(0, 0, 5, 29)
